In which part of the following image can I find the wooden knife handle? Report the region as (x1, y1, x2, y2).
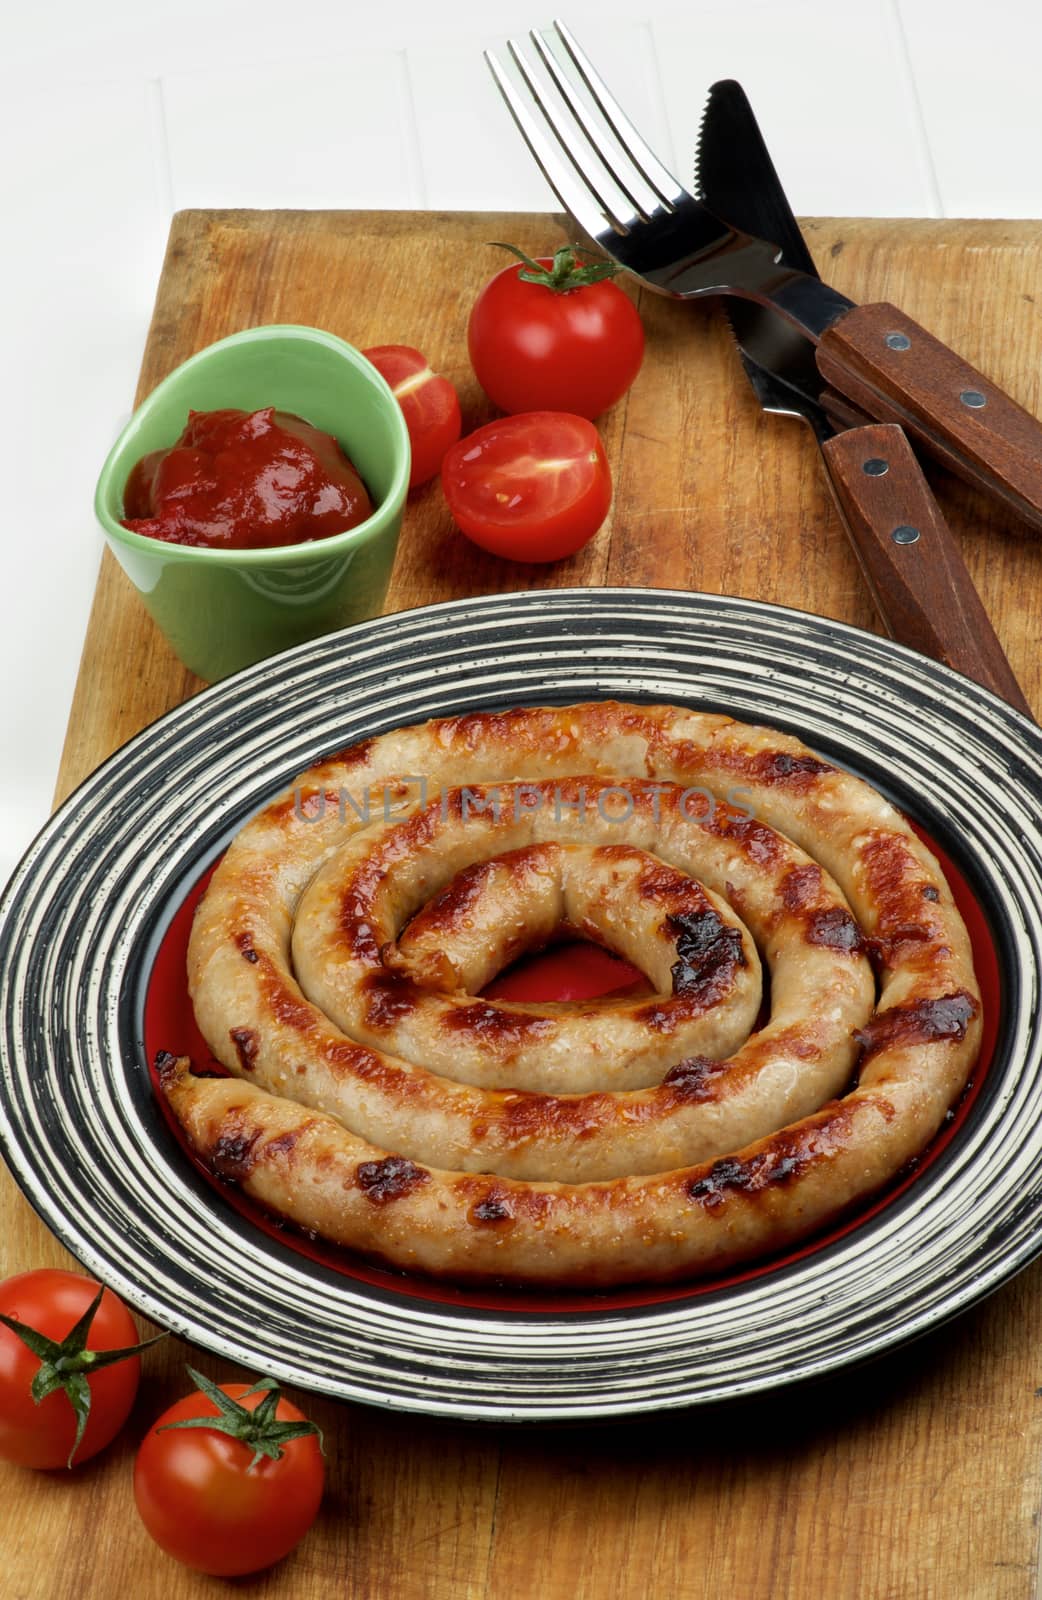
(817, 302, 1042, 534)
(820, 388, 874, 433)
(819, 421, 1033, 716)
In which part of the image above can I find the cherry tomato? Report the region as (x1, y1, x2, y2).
(134, 1378, 325, 1576)
(441, 411, 611, 562)
(0, 1269, 148, 1468)
(363, 344, 462, 487)
(467, 245, 644, 419)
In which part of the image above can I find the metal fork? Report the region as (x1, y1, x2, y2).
(484, 19, 847, 335)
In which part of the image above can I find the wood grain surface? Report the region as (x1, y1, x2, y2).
(4, 210, 1042, 1600)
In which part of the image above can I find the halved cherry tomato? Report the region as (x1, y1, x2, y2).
(0, 1269, 156, 1468)
(441, 411, 611, 563)
(134, 1371, 325, 1576)
(363, 344, 462, 487)
(467, 245, 644, 419)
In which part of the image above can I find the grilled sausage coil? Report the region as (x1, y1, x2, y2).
(163, 700, 982, 1285)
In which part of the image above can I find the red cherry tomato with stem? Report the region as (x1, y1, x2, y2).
(0, 1269, 162, 1468)
(134, 1367, 325, 1577)
(467, 244, 644, 419)
(363, 344, 462, 487)
(441, 411, 611, 562)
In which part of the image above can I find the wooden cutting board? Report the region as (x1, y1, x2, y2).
(5, 209, 1042, 1600)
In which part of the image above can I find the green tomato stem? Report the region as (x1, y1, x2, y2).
(158, 1366, 324, 1472)
(0, 1284, 165, 1467)
(488, 241, 619, 291)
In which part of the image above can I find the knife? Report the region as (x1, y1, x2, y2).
(697, 78, 1032, 716)
(681, 78, 1042, 537)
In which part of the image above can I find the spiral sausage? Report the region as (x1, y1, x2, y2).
(165, 700, 982, 1285)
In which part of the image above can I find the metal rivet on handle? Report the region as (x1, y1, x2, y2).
(863, 458, 890, 477)
(892, 525, 921, 545)
(960, 389, 987, 409)
(885, 332, 911, 350)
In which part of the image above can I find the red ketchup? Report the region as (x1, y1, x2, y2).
(121, 407, 373, 550)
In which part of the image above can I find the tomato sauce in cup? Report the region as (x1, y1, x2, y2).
(122, 406, 372, 550)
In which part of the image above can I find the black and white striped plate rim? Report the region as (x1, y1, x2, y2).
(1, 587, 1041, 1420)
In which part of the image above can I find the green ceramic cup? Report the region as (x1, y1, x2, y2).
(94, 324, 411, 681)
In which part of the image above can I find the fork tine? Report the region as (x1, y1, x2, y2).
(483, 45, 632, 239)
(527, 29, 658, 226)
(508, 37, 641, 232)
(550, 19, 685, 208)
(486, 21, 741, 300)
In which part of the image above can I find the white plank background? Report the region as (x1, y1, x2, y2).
(2, 1, 1040, 883)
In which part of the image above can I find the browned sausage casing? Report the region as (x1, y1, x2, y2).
(164, 700, 981, 1285)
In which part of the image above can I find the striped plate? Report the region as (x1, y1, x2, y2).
(1, 587, 1040, 1421)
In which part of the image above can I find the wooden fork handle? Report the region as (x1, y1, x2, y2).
(816, 302, 1042, 535)
(819, 421, 1033, 716)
